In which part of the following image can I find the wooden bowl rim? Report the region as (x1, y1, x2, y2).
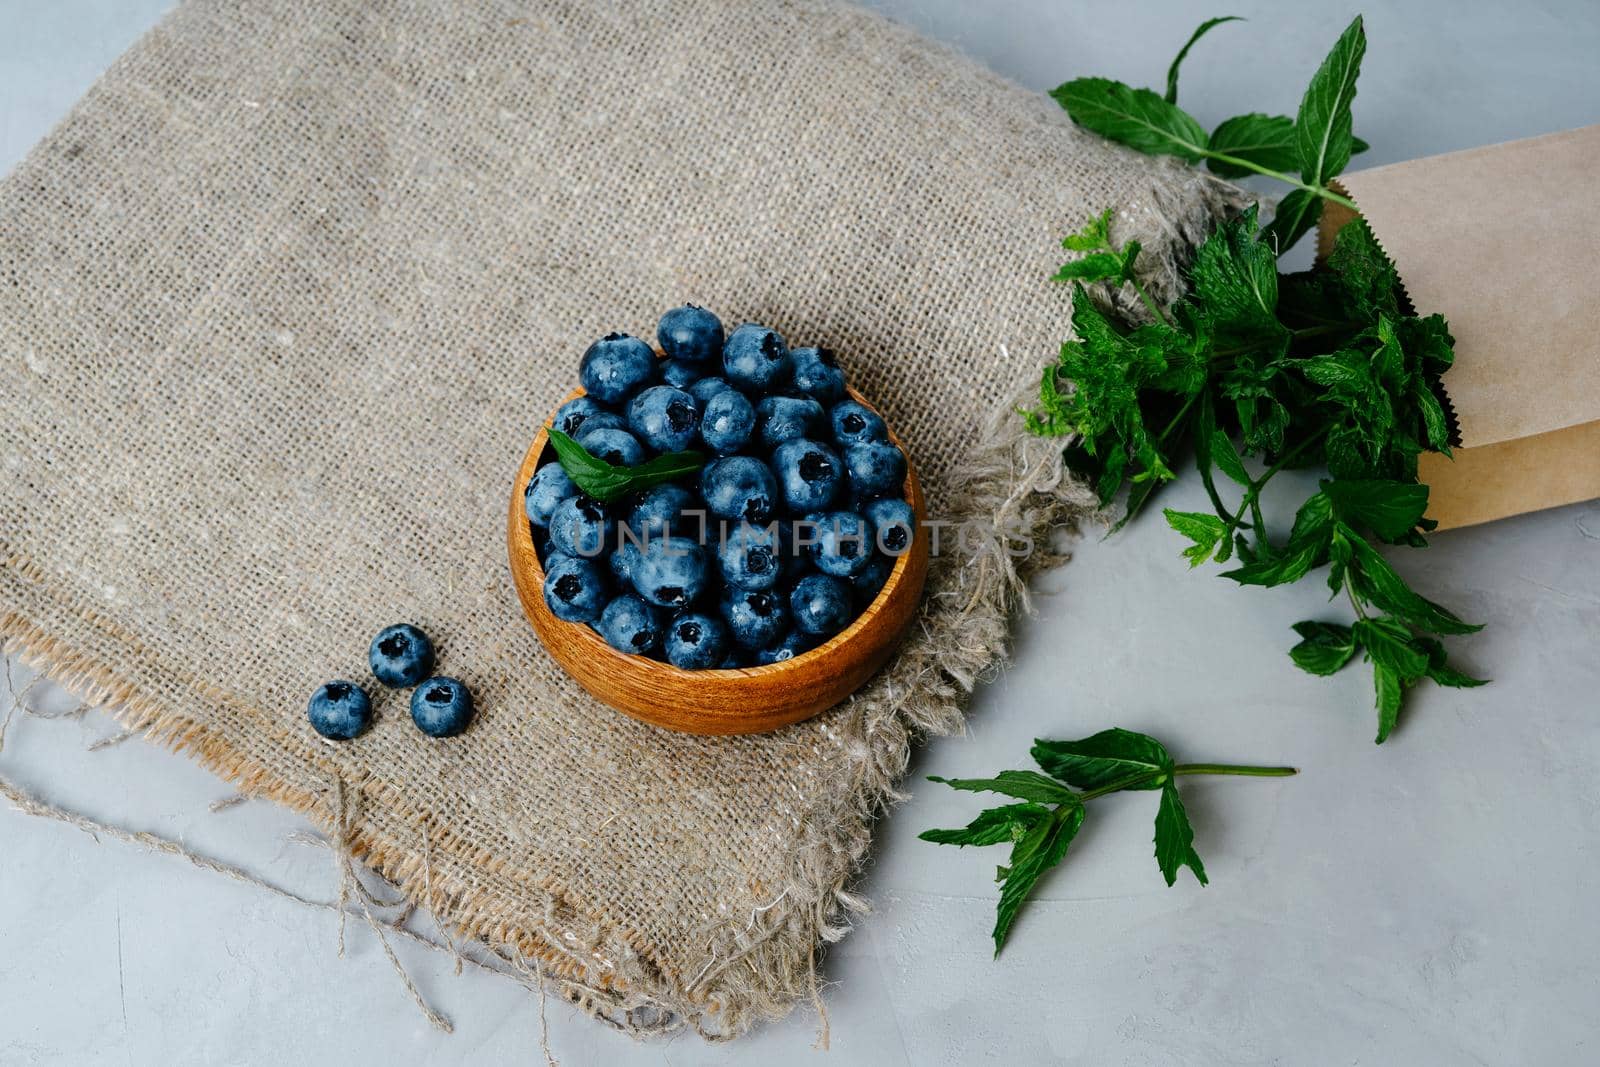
(507, 382, 925, 686)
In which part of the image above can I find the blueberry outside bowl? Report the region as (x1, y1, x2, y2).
(507, 383, 929, 736)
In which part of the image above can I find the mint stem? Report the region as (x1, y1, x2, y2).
(1197, 150, 1360, 210)
(1172, 763, 1298, 777)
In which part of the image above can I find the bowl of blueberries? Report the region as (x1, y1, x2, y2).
(508, 304, 928, 735)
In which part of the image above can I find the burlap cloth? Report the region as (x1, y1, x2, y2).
(0, 0, 1235, 1038)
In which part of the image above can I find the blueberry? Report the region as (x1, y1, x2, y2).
(844, 440, 907, 499)
(568, 410, 628, 436)
(864, 496, 915, 555)
(548, 496, 614, 558)
(627, 385, 700, 454)
(657, 304, 725, 363)
(807, 510, 874, 577)
(789, 574, 853, 636)
(715, 652, 745, 669)
(524, 463, 577, 526)
(543, 553, 609, 622)
(751, 630, 816, 665)
(664, 611, 729, 669)
(830, 399, 887, 448)
(410, 676, 474, 737)
(717, 521, 781, 591)
(553, 396, 613, 437)
(789, 347, 846, 404)
(368, 623, 435, 688)
(687, 376, 735, 407)
(609, 537, 641, 589)
(850, 555, 893, 603)
(632, 536, 710, 609)
(580, 333, 657, 404)
(661, 358, 704, 390)
(721, 588, 789, 649)
(307, 680, 372, 741)
(598, 595, 664, 655)
(576, 425, 646, 467)
(755, 395, 824, 451)
(629, 483, 696, 539)
(699, 389, 756, 455)
(723, 323, 791, 393)
(700, 456, 778, 523)
(771, 438, 843, 513)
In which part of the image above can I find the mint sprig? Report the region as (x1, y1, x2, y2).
(1026, 15, 1487, 743)
(922, 728, 1295, 954)
(546, 428, 702, 504)
(1051, 15, 1371, 252)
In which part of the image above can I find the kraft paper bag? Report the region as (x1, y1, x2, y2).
(1319, 125, 1600, 530)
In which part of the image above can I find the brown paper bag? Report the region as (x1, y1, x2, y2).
(1319, 125, 1600, 530)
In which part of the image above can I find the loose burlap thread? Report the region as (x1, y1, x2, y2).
(0, 0, 1237, 1037)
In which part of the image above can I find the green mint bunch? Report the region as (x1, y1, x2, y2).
(921, 728, 1295, 954)
(1025, 15, 1488, 742)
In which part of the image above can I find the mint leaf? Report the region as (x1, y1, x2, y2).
(927, 770, 1079, 805)
(1153, 782, 1208, 886)
(1353, 616, 1430, 679)
(1295, 15, 1366, 186)
(1207, 113, 1297, 177)
(1053, 252, 1129, 284)
(1342, 526, 1483, 635)
(1289, 620, 1357, 675)
(919, 803, 1051, 848)
(1051, 77, 1210, 162)
(1322, 479, 1430, 541)
(1164, 508, 1229, 567)
(993, 804, 1085, 954)
(1414, 638, 1489, 689)
(1209, 429, 1251, 486)
(1062, 208, 1114, 252)
(1165, 16, 1244, 103)
(1190, 206, 1281, 339)
(547, 428, 702, 504)
(1032, 728, 1173, 791)
(1373, 662, 1403, 743)
(1262, 187, 1321, 254)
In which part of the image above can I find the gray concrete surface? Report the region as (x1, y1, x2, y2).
(2, 2, 1597, 1063)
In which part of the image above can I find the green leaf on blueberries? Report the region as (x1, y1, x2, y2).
(1164, 508, 1229, 567)
(1032, 728, 1173, 791)
(547, 428, 702, 504)
(1322, 479, 1430, 541)
(926, 770, 1079, 805)
(1207, 113, 1297, 177)
(1051, 77, 1210, 162)
(919, 803, 1051, 848)
(1165, 15, 1244, 103)
(1295, 15, 1366, 186)
(1289, 620, 1358, 675)
(1153, 782, 1208, 886)
(992, 803, 1085, 954)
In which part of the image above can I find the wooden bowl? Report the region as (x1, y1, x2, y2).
(507, 385, 929, 735)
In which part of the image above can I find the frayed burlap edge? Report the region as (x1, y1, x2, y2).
(0, 167, 1243, 1041)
